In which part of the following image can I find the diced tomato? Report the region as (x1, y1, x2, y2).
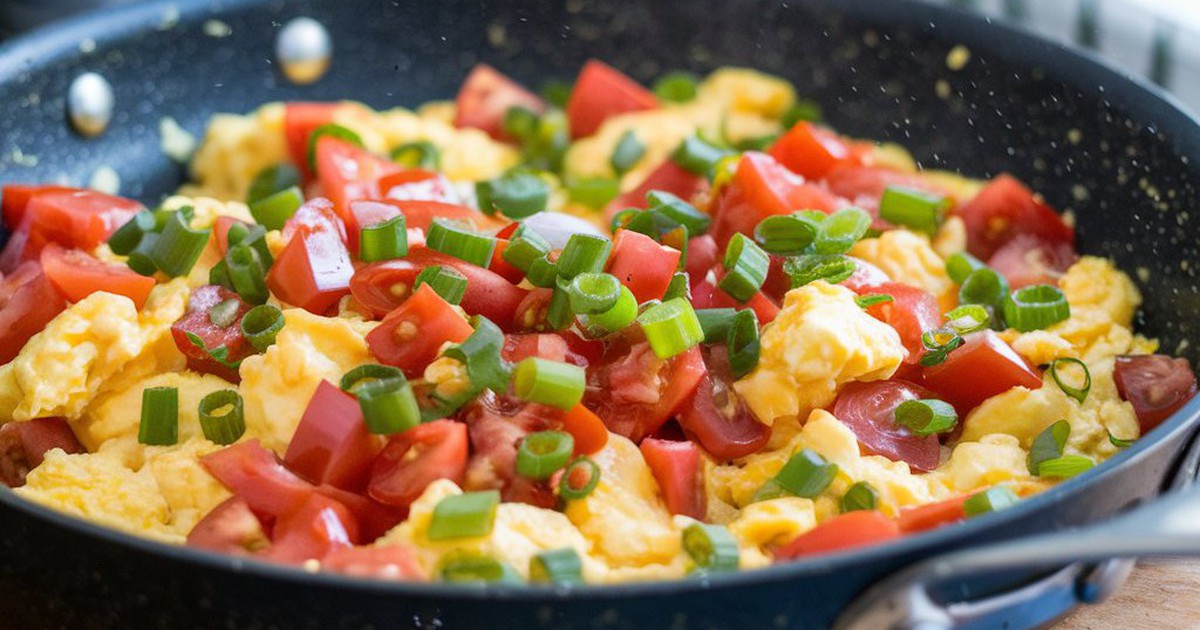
(368, 419, 469, 509)
(489, 239, 527, 284)
(986, 233, 1079, 289)
(921, 330, 1043, 414)
(956, 174, 1075, 260)
(603, 160, 708, 224)
(461, 396, 560, 508)
(690, 276, 780, 324)
(314, 484, 404, 542)
(640, 438, 705, 519)
(1113, 355, 1198, 433)
(40, 244, 156, 310)
(453, 64, 545, 141)
(201, 439, 317, 519)
(685, 234, 720, 287)
(767, 122, 857, 181)
(212, 216, 247, 257)
(678, 348, 771, 460)
(585, 343, 706, 443)
(566, 59, 658, 138)
(0, 189, 143, 271)
(560, 403, 609, 455)
(1, 184, 76, 230)
(855, 282, 941, 365)
(315, 136, 402, 233)
(895, 494, 970, 533)
(186, 496, 269, 555)
(774, 510, 901, 560)
(281, 197, 349, 243)
(501, 332, 600, 369)
(839, 257, 892, 293)
(321, 545, 424, 580)
(0, 261, 67, 364)
(365, 284, 474, 377)
(378, 169, 458, 204)
(824, 166, 942, 206)
(379, 200, 504, 233)
(709, 152, 839, 249)
(351, 247, 528, 329)
(284, 380, 380, 491)
(0, 417, 85, 488)
(512, 287, 554, 332)
(267, 200, 355, 315)
(263, 493, 359, 563)
(607, 230, 682, 302)
(169, 285, 254, 382)
(832, 380, 942, 472)
(284, 102, 338, 179)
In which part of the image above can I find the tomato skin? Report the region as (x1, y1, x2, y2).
(1113, 355, 1198, 433)
(453, 64, 545, 141)
(267, 200, 355, 315)
(832, 380, 942, 472)
(461, 396, 560, 508)
(284, 102, 338, 179)
(186, 496, 268, 555)
(170, 285, 254, 383)
(607, 230, 682, 302)
(561, 403, 609, 455)
(321, 545, 424, 580)
(40, 244, 156, 310)
(1, 189, 143, 271)
(709, 152, 839, 249)
(895, 494, 969, 533)
(767, 122, 855, 180)
(857, 282, 941, 365)
(489, 239, 527, 284)
(367, 420, 469, 509)
(690, 276, 780, 324)
(685, 234, 720, 287)
(284, 380, 380, 491)
(501, 332, 600, 369)
(678, 348, 771, 461)
(584, 343, 706, 443)
(986, 233, 1078, 289)
(774, 510, 901, 560)
(201, 439, 317, 519)
(0, 417, 85, 488)
(262, 493, 359, 564)
(380, 199, 504, 233)
(0, 261, 68, 364)
(378, 169, 458, 204)
(921, 330, 1043, 414)
(640, 438, 706, 519)
(315, 136, 402, 235)
(566, 59, 658, 138)
(839, 256, 892, 293)
(603, 160, 708, 224)
(365, 283, 474, 377)
(313, 484, 404, 542)
(957, 174, 1075, 260)
(1, 184, 75, 230)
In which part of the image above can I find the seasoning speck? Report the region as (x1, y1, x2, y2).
(203, 20, 232, 38)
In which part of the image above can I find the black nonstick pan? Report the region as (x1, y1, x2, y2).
(0, 0, 1198, 628)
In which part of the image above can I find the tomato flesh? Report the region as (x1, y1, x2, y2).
(767, 122, 855, 180)
(957, 174, 1074, 260)
(201, 439, 317, 519)
(921, 330, 1042, 414)
(604, 160, 708, 224)
(986, 233, 1078, 289)
(368, 419, 469, 509)
(262, 493, 359, 563)
(1, 184, 76, 231)
(365, 283, 474, 377)
(640, 438, 706, 519)
(0, 261, 67, 364)
(607, 230, 682, 302)
(315, 136, 401, 234)
(378, 169, 458, 204)
(267, 200, 355, 315)
(895, 494, 969, 533)
(461, 396, 560, 508)
(832, 380, 942, 472)
(284, 102, 338, 180)
(284, 380, 380, 491)
(1113, 354, 1198, 433)
(321, 545, 423, 580)
(709, 152, 838, 249)
(584, 343, 706, 443)
(0, 417, 85, 488)
(775, 510, 901, 560)
(857, 282, 941, 365)
(678, 349, 771, 461)
(566, 60, 658, 138)
(170, 285, 255, 383)
(1, 189, 142, 272)
(690, 276, 780, 324)
(186, 496, 268, 555)
(40, 244, 156, 310)
(453, 64, 545, 141)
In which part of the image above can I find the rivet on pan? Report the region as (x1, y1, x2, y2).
(276, 17, 331, 85)
(67, 72, 113, 137)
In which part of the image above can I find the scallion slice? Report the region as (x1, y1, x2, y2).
(359, 215, 408, 263)
(945, 251, 986, 284)
(525, 254, 560, 288)
(226, 244, 269, 305)
(306, 123, 363, 173)
(248, 185, 304, 231)
(854, 294, 894, 309)
(1108, 430, 1136, 448)
(476, 170, 550, 219)
(695, 308, 738, 343)
(428, 490, 501, 540)
(718, 233, 769, 302)
(354, 371, 422, 435)
(637, 298, 704, 359)
(781, 99, 823, 127)
(529, 548, 584, 585)
(959, 268, 1010, 308)
(1048, 357, 1091, 403)
(565, 177, 620, 210)
(208, 298, 241, 329)
(682, 523, 739, 573)
(545, 286, 574, 331)
(663, 271, 690, 302)
(840, 481, 879, 513)
(813, 207, 871, 255)
(151, 210, 210, 278)
(425, 218, 496, 268)
(1036, 455, 1095, 479)
(138, 386, 179, 446)
(727, 309, 760, 379)
(107, 210, 156, 255)
(247, 163, 301, 205)
(556, 234, 612, 280)
(653, 71, 699, 103)
(893, 399, 958, 437)
(963, 486, 1020, 517)
(503, 106, 540, 142)
(579, 285, 637, 337)
(439, 553, 523, 584)
(671, 134, 735, 177)
(1027, 419, 1070, 475)
(918, 328, 965, 367)
(878, 186, 950, 234)
(414, 265, 468, 305)
(501, 225, 552, 273)
(340, 364, 404, 393)
(782, 254, 857, 288)
(753, 448, 838, 502)
(567, 272, 621, 315)
(443, 316, 512, 393)
(559, 457, 601, 500)
(198, 389, 246, 445)
(390, 140, 441, 170)
(1002, 284, 1070, 332)
(610, 130, 645, 175)
(513, 357, 586, 411)
(516, 430, 575, 480)
(754, 214, 819, 255)
(240, 304, 284, 353)
(646, 190, 711, 235)
(945, 304, 991, 334)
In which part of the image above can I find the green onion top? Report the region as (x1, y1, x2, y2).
(918, 328, 965, 367)
(501, 225, 552, 273)
(893, 399, 958, 437)
(695, 308, 738, 343)
(1036, 454, 1095, 479)
(754, 213, 819, 255)
(783, 254, 857, 288)
(959, 268, 1010, 308)
(945, 304, 991, 334)
(854, 294, 894, 309)
(781, 99, 823, 127)
(878, 186, 950, 234)
(359, 215, 408, 263)
(513, 357, 586, 411)
(578, 284, 638, 337)
(813, 207, 871, 255)
(354, 372, 422, 435)
(653, 71, 699, 103)
(138, 386, 179, 446)
(529, 548, 584, 585)
(718, 233, 770, 302)
(151, 210, 211, 278)
(443, 315, 513, 394)
(516, 431, 575, 480)
(428, 490, 501, 540)
(1108, 430, 1136, 448)
(425, 218, 497, 268)
(637, 298, 704, 359)
(247, 163, 301, 205)
(726, 309, 761, 379)
(1027, 419, 1070, 475)
(610, 130, 646, 175)
(248, 186, 304, 231)
(391, 140, 441, 170)
(671, 134, 735, 178)
(414, 265, 468, 305)
(439, 552, 523, 584)
(945, 251, 986, 285)
(1002, 284, 1070, 332)
(559, 457, 601, 500)
(663, 272, 690, 302)
(306, 123, 363, 173)
(556, 234, 613, 280)
(565, 177, 620, 210)
(682, 523, 739, 574)
(198, 389, 246, 445)
(476, 170, 550, 219)
(208, 298, 241, 329)
(107, 210, 156, 256)
(1048, 357, 1091, 403)
(646, 190, 711, 235)
(841, 481, 879, 513)
(240, 304, 284, 353)
(753, 448, 838, 502)
(963, 486, 1020, 518)
(568, 273, 622, 315)
(503, 106, 540, 142)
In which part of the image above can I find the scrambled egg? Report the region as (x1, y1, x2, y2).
(851, 229, 958, 311)
(733, 281, 904, 426)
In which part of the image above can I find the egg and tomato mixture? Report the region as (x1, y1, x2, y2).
(0, 62, 1195, 584)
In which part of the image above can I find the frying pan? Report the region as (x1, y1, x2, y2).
(0, 0, 1198, 628)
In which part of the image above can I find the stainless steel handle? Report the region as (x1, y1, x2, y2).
(834, 430, 1200, 630)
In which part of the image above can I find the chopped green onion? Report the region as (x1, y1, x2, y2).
(439, 553, 523, 584)
(208, 298, 241, 329)
(1048, 357, 1091, 403)
(476, 170, 550, 219)
(151, 210, 211, 278)
(568, 272, 621, 314)
(540, 80, 572, 109)
(879, 186, 950, 234)
(545, 286, 574, 331)
(226, 244, 269, 305)
(513, 357, 586, 411)
(753, 448, 838, 502)
(695, 308, 738, 343)
(1108, 430, 1136, 448)
(529, 548, 584, 585)
(653, 71, 699, 103)
(579, 285, 638, 337)
(556, 234, 612, 280)
(610, 130, 645, 175)
(1002, 284, 1070, 332)
(671, 134, 735, 177)
(918, 328, 965, 367)
(1037, 455, 1095, 479)
(1027, 419, 1070, 475)
(240, 304, 284, 353)
(428, 490, 501, 540)
(247, 163, 301, 205)
(959, 268, 1010, 308)
(855, 294, 894, 309)
(306, 123, 363, 173)
(946, 304, 991, 334)
(525, 254, 559, 288)
(340, 364, 404, 393)
(138, 386, 179, 446)
(718, 234, 770, 302)
(841, 481, 879, 513)
(663, 272, 690, 302)
(414, 265, 468, 305)
(559, 457, 601, 500)
(963, 486, 1020, 518)
(781, 99, 823, 127)
(198, 389, 246, 445)
(359, 215, 408, 262)
(425, 218, 496, 268)
(226, 222, 273, 268)
(248, 186, 303, 231)
(443, 316, 513, 393)
(646, 190, 711, 235)
(516, 431, 575, 480)
(682, 523, 739, 573)
(153, 205, 194, 231)
(565, 177, 620, 209)
(893, 399, 958, 437)
(727, 309, 760, 379)
(183, 332, 242, 372)
(637, 298, 704, 359)
(107, 210, 156, 255)
(126, 233, 160, 276)
(520, 109, 569, 172)
(813, 207, 871, 255)
(354, 372, 422, 435)
(735, 134, 780, 152)
(946, 252, 986, 284)
(754, 214, 819, 255)
(783, 254, 857, 288)
(501, 226, 552, 272)
(390, 140, 441, 170)
(503, 106, 540, 141)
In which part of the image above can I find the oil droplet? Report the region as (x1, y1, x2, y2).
(68, 72, 114, 137)
(276, 17, 331, 85)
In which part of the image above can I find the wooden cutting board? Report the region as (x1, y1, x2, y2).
(1056, 560, 1200, 629)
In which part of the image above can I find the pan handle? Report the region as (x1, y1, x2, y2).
(833, 428, 1200, 630)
